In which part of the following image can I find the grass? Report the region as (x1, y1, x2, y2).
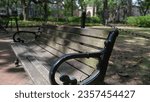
(119, 27, 150, 35)
(7, 20, 102, 27)
(8, 20, 150, 34)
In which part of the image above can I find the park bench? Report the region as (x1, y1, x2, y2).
(11, 25, 119, 85)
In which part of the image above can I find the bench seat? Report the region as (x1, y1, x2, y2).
(11, 42, 50, 84)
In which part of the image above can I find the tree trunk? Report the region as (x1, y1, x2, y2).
(102, 0, 108, 25)
(21, 0, 27, 21)
(93, 5, 96, 16)
(116, 6, 120, 22)
(127, 0, 132, 16)
(43, 2, 48, 21)
(71, 0, 74, 16)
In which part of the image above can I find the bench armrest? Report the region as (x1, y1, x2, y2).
(49, 51, 104, 85)
(13, 31, 39, 43)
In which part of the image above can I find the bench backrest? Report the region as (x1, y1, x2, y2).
(39, 25, 118, 84)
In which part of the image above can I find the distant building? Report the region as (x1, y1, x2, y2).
(86, 6, 97, 17)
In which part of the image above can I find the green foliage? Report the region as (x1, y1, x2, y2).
(67, 16, 101, 23)
(29, 17, 43, 21)
(137, 0, 150, 15)
(0, 18, 9, 25)
(67, 16, 80, 23)
(18, 20, 43, 26)
(29, 16, 102, 24)
(47, 17, 57, 22)
(86, 16, 101, 23)
(127, 15, 150, 27)
(126, 16, 137, 25)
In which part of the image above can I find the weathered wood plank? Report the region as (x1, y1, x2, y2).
(35, 43, 93, 75)
(42, 24, 108, 37)
(26, 42, 90, 83)
(40, 29, 105, 50)
(11, 43, 50, 84)
(36, 39, 99, 69)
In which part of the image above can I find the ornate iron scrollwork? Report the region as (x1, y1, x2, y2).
(13, 31, 39, 43)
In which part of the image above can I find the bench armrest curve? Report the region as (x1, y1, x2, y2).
(13, 31, 39, 43)
(49, 51, 103, 85)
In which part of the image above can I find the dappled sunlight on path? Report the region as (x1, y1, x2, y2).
(0, 36, 32, 85)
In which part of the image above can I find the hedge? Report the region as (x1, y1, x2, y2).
(126, 15, 150, 27)
(31, 16, 101, 24)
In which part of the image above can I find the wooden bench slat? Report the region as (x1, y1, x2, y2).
(35, 42, 94, 75)
(41, 31, 105, 50)
(37, 40, 99, 70)
(26, 43, 89, 83)
(43, 25, 108, 37)
(39, 36, 102, 53)
(11, 43, 50, 85)
(26, 54, 50, 83)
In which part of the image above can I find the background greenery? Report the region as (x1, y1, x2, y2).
(0, 0, 149, 27)
(127, 15, 150, 27)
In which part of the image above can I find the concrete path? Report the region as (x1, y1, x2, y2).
(0, 33, 32, 85)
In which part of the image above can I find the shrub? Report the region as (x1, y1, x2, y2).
(86, 16, 101, 23)
(126, 15, 150, 27)
(29, 17, 43, 21)
(67, 16, 80, 23)
(58, 18, 66, 22)
(23, 16, 102, 25)
(0, 17, 9, 25)
(126, 16, 137, 25)
(66, 16, 101, 24)
(48, 17, 57, 22)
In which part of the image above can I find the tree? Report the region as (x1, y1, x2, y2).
(31, 0, 58, 21)
(137, 0, 150, 16)
(102, 0, 108, 25)
(107, 0, 132, 22)
(78, 0, 86, 12)
(0, 0, 19, 15)
(63, 0, 77, 17)
(127, 0, 132, 16)
(21, 0, 28, 21)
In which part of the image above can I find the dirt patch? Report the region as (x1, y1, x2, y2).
(105, 32, 150, 84)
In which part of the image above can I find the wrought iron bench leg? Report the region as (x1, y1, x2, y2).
(14, 59, 20, 67)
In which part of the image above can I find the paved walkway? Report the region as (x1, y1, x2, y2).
(0, 33, 32, 85)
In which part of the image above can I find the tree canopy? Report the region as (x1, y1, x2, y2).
(0, 0, 149, 23)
